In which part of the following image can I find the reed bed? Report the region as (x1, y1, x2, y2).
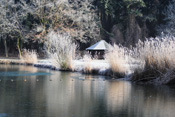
(81, 53, 110, 75)
(105, 44, 131, 77)
(83, 54, 92, 74)
(21, 49, 38, 65)
(131, 36, 175, 84)
(105, 35, 175, 84)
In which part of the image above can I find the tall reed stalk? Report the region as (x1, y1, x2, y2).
(105, 44, 130, 77)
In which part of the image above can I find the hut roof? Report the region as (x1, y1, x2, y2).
(86, 40, 111, 50)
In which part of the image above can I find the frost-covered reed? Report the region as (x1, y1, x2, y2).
(131, 36, 175, 83)
(105, 44, 131, 77)
(105, 35, 175, 83)
(82, 54, 93, 73)
(46, 31, 77, 70)
(45, 30, 175, 84)
(21, 49, 38, 64)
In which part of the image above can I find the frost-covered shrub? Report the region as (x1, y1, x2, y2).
(46, 31, 77, 70)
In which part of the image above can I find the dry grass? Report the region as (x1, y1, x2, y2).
(131, 36, 175, 83)
(105, 35, 175, 83)
(46, 31, 77, 70)
(21, 49, 38, 64)
(83, 54, 92, 73)
(82, 53, 108, 74)
(105, 44, 130, 77)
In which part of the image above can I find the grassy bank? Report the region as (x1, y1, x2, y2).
(105, 36, 175, 85)
(130, 36, 175, 85)
(0, 58, 111, 75)
(1, 36, 175, 85)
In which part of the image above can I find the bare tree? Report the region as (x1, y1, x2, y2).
(0, 0, 33, 57)
(32, 0, 100, 43)
(0, 0, 100, 58)
(0, 0, 14, 57)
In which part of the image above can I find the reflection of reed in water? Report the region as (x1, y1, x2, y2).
(0, 65, 38, 74)
(44, 72, 107, 117)
(0, 64, 19, 71)
(19, 65, 38, 73)
(105, 81, 131, 113)
(104, 82, 175, 117)
(84, 75, 97, 80)
(44, 72, 76, 117)
(78, 74, 106, 80)
(0, 66, 175, 117)
(127, 85, 175, 117)
(44, 73, 133, 117)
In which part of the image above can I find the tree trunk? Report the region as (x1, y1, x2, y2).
(17, 37, 22, 58)
(3, 39, 8, 58)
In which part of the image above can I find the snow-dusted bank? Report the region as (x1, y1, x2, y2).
(0, 58, 133, 78)
(73, 59, 110, 74)
(2, 36, 175, 85)
(35, 59, 112, 75)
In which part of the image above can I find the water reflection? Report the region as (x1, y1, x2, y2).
(0, 65, 174, 117)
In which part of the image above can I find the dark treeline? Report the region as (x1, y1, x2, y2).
(95, 0, 170, 46)
(0, 0, 171, 57)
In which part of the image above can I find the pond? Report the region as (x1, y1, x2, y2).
(0, 65, 175, 117)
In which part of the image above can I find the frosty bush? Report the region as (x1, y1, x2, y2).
(46, 31, 77, 70)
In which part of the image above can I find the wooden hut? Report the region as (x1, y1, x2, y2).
(86, 40, 111, 59)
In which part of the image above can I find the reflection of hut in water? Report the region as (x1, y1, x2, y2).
(86, 40, 112, 59)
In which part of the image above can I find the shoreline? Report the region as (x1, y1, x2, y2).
(0, 58, 131, 82)
(0, 58, 173, 85)
(0, 58, 113, 76)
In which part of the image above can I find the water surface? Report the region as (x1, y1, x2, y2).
(0, 65, 175, 117)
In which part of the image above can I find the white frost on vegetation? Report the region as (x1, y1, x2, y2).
(46, 31, 77, 70)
